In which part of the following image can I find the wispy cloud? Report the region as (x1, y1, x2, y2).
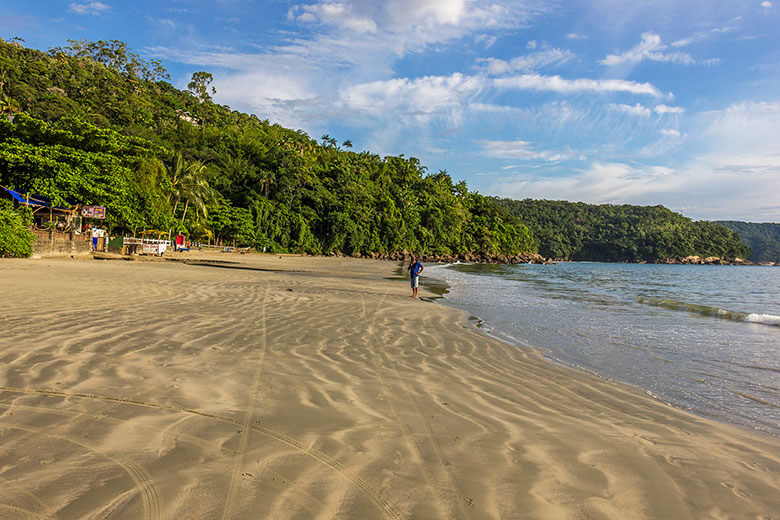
(490, 101, 780, 220)
(479, 48, 575, 75)
(654, 104, 685, 115)
(151, 0, 555, 131)
(341, 73, 484, 117)
(671, 22, 737, 48)
(286, 0, 551, 43)
(289, 2, 378, 33)
(495, 74, 667, 97)
(602, 33, 697, 66)
(68, 2, 110, 15)
(479, 140, 575, 162)
(608, 103, 686, 116)
(609, 103, 651, 117)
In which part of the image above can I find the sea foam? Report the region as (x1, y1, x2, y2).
(744, 313, 780, 327)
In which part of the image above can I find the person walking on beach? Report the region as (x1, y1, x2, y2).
(408, 257, 424, 298)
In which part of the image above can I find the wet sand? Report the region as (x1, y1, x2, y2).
(0, 254, 778, 519)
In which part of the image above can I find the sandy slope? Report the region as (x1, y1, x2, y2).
(0, 254, 777, 519)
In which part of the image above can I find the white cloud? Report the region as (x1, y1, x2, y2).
(479, 140, 575, 162)
(475, 34, 497, 48)
(289, 3, 378, 33)
(480, 140, 539, 158)
(489, 101, 780, 220)
(495, 74, 667, 97)
(68, 2, 110, 15)
(638, 128, 686, 157)
(468, 103, 529, 115)
(654, 104, 685, 115)
(700, 101, 780, 162)
(491, 162, 678, 204)
(671, 37, 693, 48)
(602, 33, 696, 66)
(609, 103, 652, 117)
(671, 23, 737, 48)
(153, 0, 554, 132)
(480, 48, 575, 75)
(761, 1, 772, 7)
(341, 73, 484, 117)
(288, 0, 549, 37)
(565, 33, 587, 40)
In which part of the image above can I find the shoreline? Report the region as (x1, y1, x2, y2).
(425, 261, 780, 437)
(1, 254, 778, 518)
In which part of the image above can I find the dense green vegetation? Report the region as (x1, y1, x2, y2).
(715, 221, 780, 263)
(0, 38, 534, 255)
(0, 39, 756, 262)
(495, 199, 749, 262)
(0, 200, 34, 257)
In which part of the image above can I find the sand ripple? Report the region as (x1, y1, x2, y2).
(0, 256, 778, 519)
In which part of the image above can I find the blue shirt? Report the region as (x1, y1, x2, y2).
(410, 261, 423, 277)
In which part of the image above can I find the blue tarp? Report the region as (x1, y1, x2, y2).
(1, 186, 66, 209)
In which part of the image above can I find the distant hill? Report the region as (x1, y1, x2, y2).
(495, 198, 749, 262)
(714, 221, 780, 263)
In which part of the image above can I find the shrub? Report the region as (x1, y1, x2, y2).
(0, 201, 35, 257)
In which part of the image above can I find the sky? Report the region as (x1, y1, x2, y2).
(2, 0, 779, 221)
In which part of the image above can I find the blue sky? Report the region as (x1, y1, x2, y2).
(2, 0, 779, 221)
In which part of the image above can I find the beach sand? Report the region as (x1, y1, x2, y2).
(0, 254, 777, 519)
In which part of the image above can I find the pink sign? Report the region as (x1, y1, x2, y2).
(81, 206, 106, 219)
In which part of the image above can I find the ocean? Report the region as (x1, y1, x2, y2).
(425, 262, 780, 436)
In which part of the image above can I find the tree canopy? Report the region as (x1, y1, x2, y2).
(495, 199, 749, 262)
(0, 38, 752, 261)
(715, 221, 780, 263)
(0, 38, 534, 255)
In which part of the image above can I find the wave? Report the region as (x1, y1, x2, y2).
(744, 313, 780, 327)
(637, 298, 780, 327)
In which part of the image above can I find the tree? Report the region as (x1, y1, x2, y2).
(168, 154, 218, 224)
(0, 201, 35, 258)
(1, 38, 546, 257)
(188, 71, 215, 102)
(49, 39, 170, 81)
(0, 95, 21, 121)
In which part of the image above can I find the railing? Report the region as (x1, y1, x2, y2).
(123, 237, 171, 256)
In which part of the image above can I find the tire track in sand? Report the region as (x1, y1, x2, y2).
(0, 474, 58, 520)
(221, 283, 270, 520)
(363, 293, 467, 520)
(4, 424, 160, 520)
(0, 385, 407, 520)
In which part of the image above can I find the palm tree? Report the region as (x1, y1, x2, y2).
(168, 153, 218, 224)
(0, 95, 22, 121)
(168, 153, 185, 201)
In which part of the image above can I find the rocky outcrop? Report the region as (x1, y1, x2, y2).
(659, 255, 760, 266)
(326, 250, 778, 266)
(344, 251, 553, 264)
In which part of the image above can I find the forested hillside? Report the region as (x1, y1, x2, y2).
(495, 199, 749, 262)
(0, 38, 752, 262)
(0, 38, 534, 255)
(715, 221, 780, 263)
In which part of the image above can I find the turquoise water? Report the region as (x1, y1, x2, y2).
(427, 263, 780, 435)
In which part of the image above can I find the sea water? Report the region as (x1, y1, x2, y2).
(426, 262, 780, 436)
